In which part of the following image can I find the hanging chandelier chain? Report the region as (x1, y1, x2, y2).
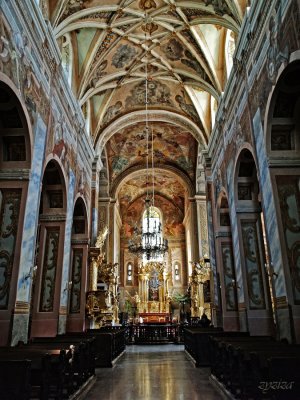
(128, 11, 168, 261)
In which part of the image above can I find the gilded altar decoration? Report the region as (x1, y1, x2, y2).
(86, 226, 120, 327)
(189, 259, 211, 319)
(134, 261, 172, 319)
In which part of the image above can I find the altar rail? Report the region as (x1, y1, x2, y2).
(128, 324, 181, 344)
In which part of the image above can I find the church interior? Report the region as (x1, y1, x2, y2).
(0, 0, 300, 398)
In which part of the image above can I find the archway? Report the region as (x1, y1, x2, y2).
(67, 196, 89, 332)
(215, 191, 239, 331)
(234, 148, 274, 335)
(266, 59, 300, 341)
(0, 81, 31, 345)
(30, 159, 67, 337)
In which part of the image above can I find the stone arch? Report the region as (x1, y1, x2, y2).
(67, 194, 89, 332)
(95, 109, 207, 155)
(263, 55, 300, 340)
(30, 158, 68, 337)
(233, 148, 274, 335)
(0, 78, 33, 345)
(0, 72, 33, 152)
(233, 146, 260, 208)
(72, 194, 89, 236)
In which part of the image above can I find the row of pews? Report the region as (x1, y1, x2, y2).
(184, 327, 300, 399)
(0, 327, 126, 400)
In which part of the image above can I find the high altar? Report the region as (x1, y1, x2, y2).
(136, 262, 171, 323)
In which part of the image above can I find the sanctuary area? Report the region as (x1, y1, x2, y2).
(0, 0, 300, 399)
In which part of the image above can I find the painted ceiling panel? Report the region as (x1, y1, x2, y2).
(107, 122, 197, 182)
(76, 27, 98, 71)
(118, 170, 186, 210)
(92, 93, 106, 117)
(122, 193, 185, 239)
(50, 0, 246, 223)
(99, 79, 201, 132)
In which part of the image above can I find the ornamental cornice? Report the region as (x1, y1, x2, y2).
(0, 169, 30, 180)
(39, 214, 66, 222)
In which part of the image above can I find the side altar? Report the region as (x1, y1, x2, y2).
(86, 227, 120, 327)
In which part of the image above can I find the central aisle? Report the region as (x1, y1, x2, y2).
(84, 345, 221, 400)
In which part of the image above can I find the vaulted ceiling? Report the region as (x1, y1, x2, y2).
(48, 0, 247, 230)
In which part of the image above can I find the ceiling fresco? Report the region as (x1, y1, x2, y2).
(107, 122, 197, 181)
(118, 169, 187, 212)
(122, 192, 185, 239)
(51, 0, 246, 143)
(48, 0, 247, 239)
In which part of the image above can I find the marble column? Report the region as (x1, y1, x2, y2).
(252, 108, 292, 341)
(58, 169, 75, 334)
(11, 115, 47, 345)
(226, 160, 248, 332)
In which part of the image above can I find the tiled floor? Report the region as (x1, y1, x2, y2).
(84, 345, 222, 400)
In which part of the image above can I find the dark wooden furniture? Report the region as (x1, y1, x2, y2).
(209, 335, 300, 399)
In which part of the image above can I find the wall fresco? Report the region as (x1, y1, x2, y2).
(0, 189, 21, 309)
(221, 243, 238, 311)
(241, 220, 265, 310)
(40, 229, 60, 312)
(276, 175, 300, 303)
(69, 249, 83, 313)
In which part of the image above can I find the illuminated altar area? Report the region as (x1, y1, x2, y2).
(135, 262, 171, 323)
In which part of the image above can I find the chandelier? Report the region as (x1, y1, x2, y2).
(128, 14, 168, 261)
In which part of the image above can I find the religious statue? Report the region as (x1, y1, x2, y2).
(95, 225, 108, 250)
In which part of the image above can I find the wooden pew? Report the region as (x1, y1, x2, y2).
(184, 327, 249, 367)
(31, 336, 95, 385)
(0, 347, 66, 399)
(0, 359, 31, 400)
(210, 336, 300, 399)
(57, 328, 126, 368)
(87, 328, 126, 367)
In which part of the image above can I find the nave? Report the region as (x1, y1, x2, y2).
(83, 345, 221, 400)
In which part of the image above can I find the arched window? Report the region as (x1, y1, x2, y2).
(126, 263, 133, 285)
(225, 30, 236, 78)
(174, 262, 181, 281)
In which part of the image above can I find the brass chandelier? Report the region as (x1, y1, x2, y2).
(128, 17, 168, 261)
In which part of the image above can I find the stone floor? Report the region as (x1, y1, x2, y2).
(83, 345, 223, 400)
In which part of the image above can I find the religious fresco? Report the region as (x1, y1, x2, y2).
(69, 250, 83, 314)
(118, 170, 186, 212)
(221, 243, 238, 311)
(158, 38, 212, 83)
(112, 44, 137, 69)
(276, 175, 300, 303)
(40, 229, 60, 312)
(122, 193, 185, 240)
(162, 38, 184, 60)
(241, 221, 266, 310)
(102, 101, 122, 126)
(100, 79, 196, 128)
(125, 80, 173, 108)
(50, 0, 247, 143)
(0, 189, 21, 309)
(107, 122, 197, 182)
